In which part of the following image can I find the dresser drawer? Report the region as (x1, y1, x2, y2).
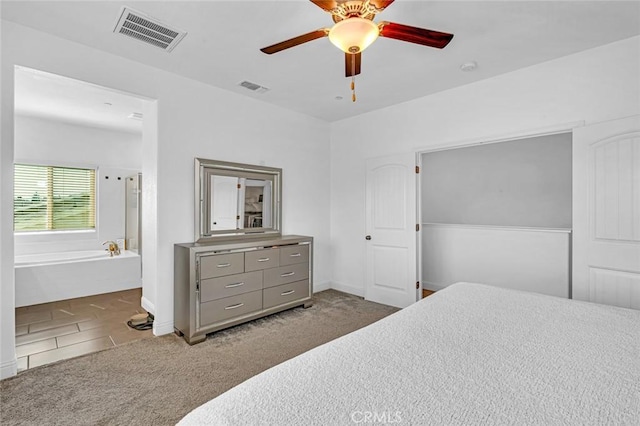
(200, 271, 263, 303)
(279, 244, 309, 266)
(245, 248, 279, 272)
(263, 262, 309, 289)
(200, 290, 262, 326)
(200, 253, 244, 279)
(263, 280, 310, 310)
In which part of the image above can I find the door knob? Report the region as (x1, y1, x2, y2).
(365, 235, 371, 240)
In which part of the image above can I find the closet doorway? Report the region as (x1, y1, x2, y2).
(419, 132, 573, 298)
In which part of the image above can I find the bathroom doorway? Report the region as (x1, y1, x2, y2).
(13, 66, 154, 370)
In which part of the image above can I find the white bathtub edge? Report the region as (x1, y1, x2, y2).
(15, 253, 142, 307)
(15, 250, 139, 268)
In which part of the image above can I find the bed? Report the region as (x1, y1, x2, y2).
(178, 283, 640, 425)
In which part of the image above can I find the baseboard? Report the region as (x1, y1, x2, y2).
(422, 281, 447, 292)
(141, 296, 173, 336)
(0, 358, 17, 380)
(152, 319, 175, 336)
(141, 296, 156, 316)
(313, 281, 331, 293)
(330, 281, 364, 297)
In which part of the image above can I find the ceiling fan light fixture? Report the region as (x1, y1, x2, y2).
(328, 18, 379, 53)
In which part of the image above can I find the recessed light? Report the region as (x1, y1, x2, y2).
(460, 61, 478, 72)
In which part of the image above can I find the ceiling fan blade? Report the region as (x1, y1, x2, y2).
(369, 0, 395, 11)
(379, 21, 453, 49)
(310, 1, 338, 12)
(345, 52, 361, 77)
(260, 29, 328, 54)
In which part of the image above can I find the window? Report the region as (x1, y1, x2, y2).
(14, 164, 96, 232)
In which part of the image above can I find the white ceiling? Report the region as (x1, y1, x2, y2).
(3, 1, 640, 123)
(14, 66, 144, 134)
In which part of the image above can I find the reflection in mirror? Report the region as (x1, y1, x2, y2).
(210, 175, 238, 230)
(244, 179, 272, 229)
(196, 158, 282, 241)
(209, 177, 273, 230)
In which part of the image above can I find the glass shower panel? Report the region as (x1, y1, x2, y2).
(125, 173, 141, 254)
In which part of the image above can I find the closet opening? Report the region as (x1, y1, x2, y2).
(419, 132, 572, 298)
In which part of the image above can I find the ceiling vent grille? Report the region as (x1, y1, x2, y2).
(238, 81, 270, 94)
(114, 7, 187, 52)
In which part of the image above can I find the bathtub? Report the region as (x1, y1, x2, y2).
(15, 250, 141, 307)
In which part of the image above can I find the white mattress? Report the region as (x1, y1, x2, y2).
(179, 283, 640, 425)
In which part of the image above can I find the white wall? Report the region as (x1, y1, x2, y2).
(14, 115, 142, 255)
(422, 224, 571, 298)
(421, 133, 572, 228)
(329, 35, 640, 297)
(1, 21, 331, 378)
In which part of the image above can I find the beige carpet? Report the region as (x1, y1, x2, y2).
(1, 289, 398, 426)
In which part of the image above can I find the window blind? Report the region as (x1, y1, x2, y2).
(14, 164, 96, 232)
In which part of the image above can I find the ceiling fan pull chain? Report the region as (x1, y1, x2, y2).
(351, 56, 357, 102)
(351, 76, 356, 102)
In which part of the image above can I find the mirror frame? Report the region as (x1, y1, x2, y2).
(195, 158, 282, 242)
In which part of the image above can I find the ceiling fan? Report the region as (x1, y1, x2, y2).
(260, 0, 454, 101)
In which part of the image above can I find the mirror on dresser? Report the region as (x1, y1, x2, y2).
(195, 158, 282, 242)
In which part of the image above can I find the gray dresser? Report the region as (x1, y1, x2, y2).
(174, 235, 313, 344)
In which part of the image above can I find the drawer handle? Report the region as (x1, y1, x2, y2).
(281, 272, 295, 277)
(217, 263, 231, 268)
(257, 257, 270, 262)
(289, 253, 301, 257)
(225, 282, 245, 289)
(225, 303, 244, 310)
(281, 290, 295, 296)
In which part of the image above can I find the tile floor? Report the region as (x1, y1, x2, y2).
(15, 288, 153, 372)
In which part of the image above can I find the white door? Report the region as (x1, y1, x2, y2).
(573, 115, 640, 309)
(365, 153, 417, 308)
(211, 175, 239, 230)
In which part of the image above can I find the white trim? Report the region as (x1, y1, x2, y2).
(415, 151, 422, 304)
(1, 358, 18, 380)
(152, 319, 175, 336)
(313, 281, 331, 293)
(141, 295, 155, 316)
(331, 281, 364, 297)
(15, 229, 96, 237)
(414, 121, 584, 154)
(422, 223, 572, 234)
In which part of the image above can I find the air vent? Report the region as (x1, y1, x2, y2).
(113, 7, 187, 52)
(128, 112, 143, 120)
(238, 81, 270, 94)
